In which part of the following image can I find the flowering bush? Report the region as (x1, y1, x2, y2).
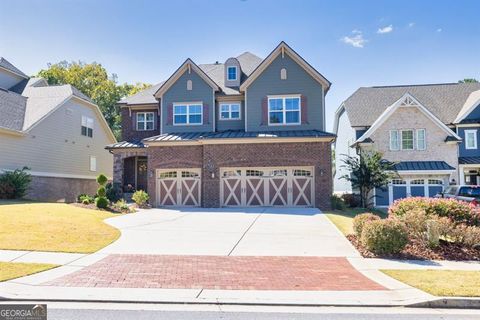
(361, 219, 409, 254)
(353, 213, 381, 237)
(388, 197, 480, 226)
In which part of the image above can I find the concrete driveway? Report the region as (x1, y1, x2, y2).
(101, 208, 359, 257)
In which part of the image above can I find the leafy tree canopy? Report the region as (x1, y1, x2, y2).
(37, 61, 151, 139)
(459, 78, 479, 83)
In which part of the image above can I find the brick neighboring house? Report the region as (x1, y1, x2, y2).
(0, 57, 116, 201)
(106, 42, 335, 209)
(333, 83, 480, 207)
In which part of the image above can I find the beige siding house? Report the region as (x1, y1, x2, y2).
(0, 57, 116, 201)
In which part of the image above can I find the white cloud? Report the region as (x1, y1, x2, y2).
(437, 28, 442, 32)
(377, 25, 393, 34)
(408, 22, 415, 28)
(341, 30, 367, 48)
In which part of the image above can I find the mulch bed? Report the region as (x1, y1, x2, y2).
(70, 203, 130, 214)
(347, 234, 480, 261)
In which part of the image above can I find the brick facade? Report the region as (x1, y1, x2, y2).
(121, 107, 160, 142)
(113, 141, 333, 210)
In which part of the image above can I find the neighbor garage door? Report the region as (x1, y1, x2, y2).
(220, 167, 314, 207)
(156, 169, 201, 207)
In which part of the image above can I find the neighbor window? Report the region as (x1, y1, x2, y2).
(227, 66, 237, 81)
(136, 112, 154, 130)
(220, 103, 241, 120)
(389, 130, 399, 151)
(465, 130, 477, 149)
(268, 96, 301, 125)
(173, 103, 202, 125)
(401, 130, 414, 150)
(416, 129, 426, 150)
(89, 156, 97, 172)
(81, 116, 93, 138)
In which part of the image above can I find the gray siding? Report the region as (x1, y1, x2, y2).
(216, 101, 245, 131)
(162, 70, 214, 133)
(245, 54, 325, 132)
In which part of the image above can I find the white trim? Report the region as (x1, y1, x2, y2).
(160, 99, 163, 134)
(465, 129, 478, 149)
(416, 128, 426, 150)
(0, 65, 29, 80)
(89, 155, 97, 172)
(245, 89, 248, 132)
(227, 66, 238, 81)
(267, 95, 301, 126)
(219, 102, 241, 120)
(356, 93, 461, 143)
(0, 168, 104, 180)
(172, 102, 203, 126)
(453, 90, 480, 124)
(389, 130, 400, 151)
(136, 111, 155, 131)
(212, 88, 216, 132)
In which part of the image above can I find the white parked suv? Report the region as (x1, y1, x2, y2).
(436, 185, 480, 205)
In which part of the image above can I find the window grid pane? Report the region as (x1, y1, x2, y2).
(174, 104, 202, 125)
(401, 130, 414, 150)
(268, 97, 300, 125)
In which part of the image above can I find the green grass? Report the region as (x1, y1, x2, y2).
(325, 208, 387, 235)
(0, 262, 58, 282)
(382, 269, 480, 297)
(0, 202, 120, 253)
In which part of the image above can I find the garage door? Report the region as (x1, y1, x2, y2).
(220, 167, 314, 207)
(156, 169, 201, 207)
(375, 178, 446, 207)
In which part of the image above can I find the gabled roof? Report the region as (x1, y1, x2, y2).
(356, 93, 460, 143)
(154, 59, 220, 98)
(239, 41, 331, 93)
(0, 88, 27, 132)
(453, 89, 480, 124)
(343, 82, 480, 127)
(119, 82, 164, 105)
(0, 57, 29, 79)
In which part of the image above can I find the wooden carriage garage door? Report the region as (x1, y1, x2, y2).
(220, 167, 314, 207)
(156, 169, 201, 207)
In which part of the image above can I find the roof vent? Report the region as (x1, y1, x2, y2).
(215, 61, 219, 65)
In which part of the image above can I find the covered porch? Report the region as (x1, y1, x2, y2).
(112, 149, 149, 194)
(459, 157, 480, 185)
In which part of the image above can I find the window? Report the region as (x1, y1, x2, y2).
(136, 112, 154, 131)
(389, 130, 400, 151)
(280, 68, 287, 80)
(227, 66, 237, 81)
(458, 186, 480, 199)
(401, 130, 414, 150)
(268, 96, 301, 125)
(411, 179, 425, 185)
(220, 103, 241, 120)
(81, 116, 93, 138)
(159, 171, 177, 178)
(293, 169, 312, 176)
(186, 80, 193, 91)
(428, 179, 443, 185)
(173, 103, 203, 125)
(89, 156, 97, 172)
(465, 130, 477, 149)
(391, 179, 406, 185)
(416, 129, 426, 150)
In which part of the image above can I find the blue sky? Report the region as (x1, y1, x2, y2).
(1, 0, 479, 130)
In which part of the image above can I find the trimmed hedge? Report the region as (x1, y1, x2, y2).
(361, 219, 408, 254)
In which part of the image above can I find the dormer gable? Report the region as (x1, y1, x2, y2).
(224, 57, 241, 87)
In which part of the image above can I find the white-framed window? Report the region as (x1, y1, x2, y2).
(81, 116, 93, 138)
(389, 130, 400, 151)
(401, 130, 414, 150)
(136, 112, 154, 131)
(173, 103, 203, 125)
(280, 68, 287, 80)
(416, 129, 426, 150)
(219, 103, 241, 120)
(465, 129, 477, 149)
(227, 66, 237, 81)
(186, 80, 193, 91)
(89, 156, 97, 172)
(268, 95, 301, 125)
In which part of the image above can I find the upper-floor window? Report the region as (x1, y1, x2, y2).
(389, 129, 425, 151)
(465, 129, 477, 149)
(227, 66, 237, 81)
(268, 95, 301, 126)
(220, 103, 241, 120)
(173, 103, 202, 125)
(81, 116, 93, 138)
(136, 112, 154, 131)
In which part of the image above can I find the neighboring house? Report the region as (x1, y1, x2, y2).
(333, 83, 480, 207)
(0, 57, 116, 202)
(107, 42, 335, 209)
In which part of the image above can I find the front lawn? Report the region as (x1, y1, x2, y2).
(0, 201, 120, 253)
(325, 208, 387, 235)
(381, 269, 480, 297)
(0, 262, 58, 282)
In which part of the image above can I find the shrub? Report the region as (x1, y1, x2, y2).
(353, 213, 381, 237)
(95, 196, 109, 209)
(425, 219, 441, 248)
(331, 194, 346, 210)
(0, 167, 31, 199)
(96, 174, 108, 186)
(113, 199, 130, 213)
(395, 208, 429, 239)
(341, 193, 361, 208)
(132, 190, 149, 207)
(79, 194, 94, 205)
(462, 226, 480, 248)
(388, 197, 478, 226)
(97, 186, 106, 197)
(106, 182, 122, 202)
(361, 219, 408, 254)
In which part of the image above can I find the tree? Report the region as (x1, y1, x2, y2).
(37, 61, 150, 139)
(459, 78, 479, 83)
(340, 150, 397, 208)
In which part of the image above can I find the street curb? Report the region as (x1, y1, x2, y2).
(408, 298, 480, 309)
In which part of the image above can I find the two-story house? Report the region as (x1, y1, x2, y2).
(0, 57, 116, 201)
(333, 83, 480, 207)
(106, 42, 335, 209)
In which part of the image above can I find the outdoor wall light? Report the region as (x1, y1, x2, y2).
(206, 159, 216, 179)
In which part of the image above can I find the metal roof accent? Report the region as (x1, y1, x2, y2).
(105, 140, 146, 149)
(459, 157, 480, 165)
(393, 161, 455, 171)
